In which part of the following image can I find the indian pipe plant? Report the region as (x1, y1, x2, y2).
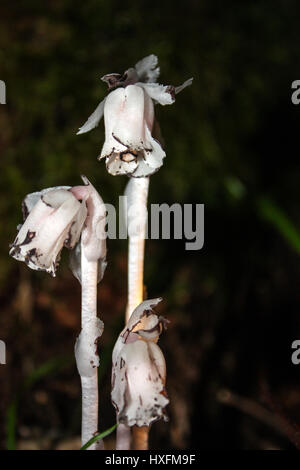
(9, 54, 192, 450)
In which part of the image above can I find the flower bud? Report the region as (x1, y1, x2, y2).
(9, 187, 87, 276)
(111, 298, 169, 427)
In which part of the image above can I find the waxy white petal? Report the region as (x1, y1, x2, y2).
(69, 176, 107, 283)
(69, 239, 107, 285)
(139, 77, 193, 106)
(111, 298, 169, 426)
(71, 176, 107, 263)
(121, 298, 163, 339)
(135, 54, 160, 83)
(101, 85, 146, 159)
(175, 77, 194, 94)
(76, 98, 106, 135)
(100, 85, 165, 177)
(76, 55, 192, 177)
(131, 128, 165, 178)
(105, 154, 138, 176)
(139, 82, 175, 105)
(111, 340, 168, 427)
(22, 186, 71, 218)
(10, 188, 87, 276)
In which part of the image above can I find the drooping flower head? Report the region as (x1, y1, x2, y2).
(77, 55, 193, 177)
(9, 177, 106, 278)
(111, 298, 169, 427)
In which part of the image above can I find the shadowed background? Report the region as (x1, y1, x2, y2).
(0, 0, 300, 450)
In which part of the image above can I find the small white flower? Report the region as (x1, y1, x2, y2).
(111, 298, 169, 427)
(9, 176, 107, 279)
(77, 55, 193, 178)
(9, 187, 87, 276)
(100, 84, 166, 177)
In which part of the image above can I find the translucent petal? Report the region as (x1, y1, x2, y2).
(108, 85, 146, 150)
(123, 298, 163, 337)
(111, 340, 168, 426)
(69, 241, 107, 284)
(71, 176, 107, 262)
(135, 54, 160, 83)
(22, 186, 71, 219)
(76, 98, 106, 135)
(175, 77, 193, 94)
(9, 189, 87, 276)
(105, 154, 138, 176)
(139, 83, 175, 105)
(139, 77, 193, 105)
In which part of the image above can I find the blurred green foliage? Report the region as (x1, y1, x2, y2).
(6, 356, 71, 449)
(258, 198, 300, 255)
(80, 423, 117, 450)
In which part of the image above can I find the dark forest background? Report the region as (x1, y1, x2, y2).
(0, 0, 300, 450)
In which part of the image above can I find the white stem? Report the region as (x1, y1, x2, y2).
(80, 245, 100, 450)
(116, 176, 149, 450)
(72, 178, 106, 450)
(116, 423, 132, 450)
(125, 176, 149, 322)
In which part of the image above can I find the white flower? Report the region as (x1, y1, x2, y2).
(111, 298, 169, 427)
(77, 55, 193, 177)
(9, 187, 87, 276)
(9, 176, 107, 278)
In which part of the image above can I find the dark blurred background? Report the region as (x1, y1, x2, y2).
(0, 0, 300, 450)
